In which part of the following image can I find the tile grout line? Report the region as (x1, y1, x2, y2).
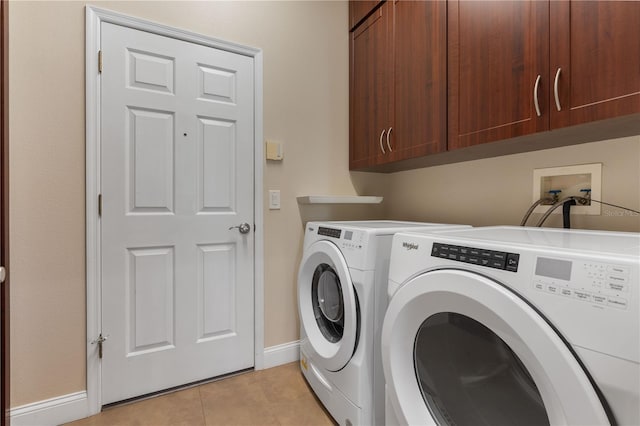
(197, 385, 207, 426)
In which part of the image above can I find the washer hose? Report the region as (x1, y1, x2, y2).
(520, 197, 554, 226)
(562, 198, 577, 228)
(535, 196, 586, 227)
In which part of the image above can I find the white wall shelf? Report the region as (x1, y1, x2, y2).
(296, 196, 383, 205)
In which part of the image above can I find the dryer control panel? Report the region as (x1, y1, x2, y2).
(431, 243, 520, 272)
(533, 257, 630, 310)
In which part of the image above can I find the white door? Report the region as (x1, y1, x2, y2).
(382, 269, 612, 425)
(100, 22, 255, 404)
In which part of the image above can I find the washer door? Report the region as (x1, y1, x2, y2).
(298, 240, 358, 371)
(381, 269, 612, 426)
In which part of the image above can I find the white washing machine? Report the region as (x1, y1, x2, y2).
(382, 226, 640, 426)
(297, 221, 470, 426)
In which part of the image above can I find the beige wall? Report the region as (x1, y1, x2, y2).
(9, 0, 374, 407)
(384, 135, 640, 232)
(8, 0, 640, 411)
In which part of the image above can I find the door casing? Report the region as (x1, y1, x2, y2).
(1, 2, 9, 424)
(85, 6, 264, 414)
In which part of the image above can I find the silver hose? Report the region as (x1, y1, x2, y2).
(520, 197, 555, 226)
(535, 196, 588, 227)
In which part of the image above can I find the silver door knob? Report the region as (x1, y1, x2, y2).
(229, 223, 251, 234)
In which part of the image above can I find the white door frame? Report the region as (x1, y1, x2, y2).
(85, 6, 264, 415)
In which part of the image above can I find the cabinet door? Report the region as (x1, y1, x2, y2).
(550, 1, 640, 128)
(448, 0, 549, 150)
(390, 0, 446, 161)
(349, 0, 381, 31)
(350, 4, 391, 170)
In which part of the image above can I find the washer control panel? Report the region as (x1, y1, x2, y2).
(533, 257, 630, 310)
(318, 226, 342, 239)
(431, 243, 520, 272)
(316, 226, 364, 250)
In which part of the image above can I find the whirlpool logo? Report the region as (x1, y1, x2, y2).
(402, 241, 419, 251)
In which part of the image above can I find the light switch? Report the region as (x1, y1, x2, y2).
(269, 190, 281, 210)
(266, 140, 283, 161)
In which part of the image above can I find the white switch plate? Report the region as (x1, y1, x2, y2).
(269, 190, 281, 210)
(532, 163, 602, 215)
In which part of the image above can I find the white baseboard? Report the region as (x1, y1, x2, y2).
(262, 340, 300, 369)
(10, 391, 90, 426)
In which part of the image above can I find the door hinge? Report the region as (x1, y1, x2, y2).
(92, 333, 109, 359)
(98, 50, 103, 73)
(98, 193, 102, 217)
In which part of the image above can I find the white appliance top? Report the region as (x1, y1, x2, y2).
(425, 226, 640, 256)
(315, 220, 465, 234)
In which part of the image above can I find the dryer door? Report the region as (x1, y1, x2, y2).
(298, 240, 358, 372)
(381, 269, 612, 426)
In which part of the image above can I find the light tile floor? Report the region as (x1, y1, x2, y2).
(67, 362, 336, 426)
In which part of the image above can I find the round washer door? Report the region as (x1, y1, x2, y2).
(298, 240, 358, 372)
(381, 269, 611, 426)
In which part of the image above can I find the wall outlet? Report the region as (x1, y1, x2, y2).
(532, 163, 602, 215)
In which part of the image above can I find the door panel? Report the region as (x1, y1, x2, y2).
(101, 22, 254, 404)
(550, 1, 640, 128)
(127, 247, 175, 355)
(127, 49, 175, 93)
(197, 244, 236, 340)
(392, 0, 446, 160)
(128, 108, 174, 212)
(350, 5, 391, 169)
(198, 118, 235, 211)
(198, 64, 236, 103)
(448, 0, 549, 149)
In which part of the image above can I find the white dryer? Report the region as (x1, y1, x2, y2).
(297, 221, 470, 426)
(382, 226, 639, 425)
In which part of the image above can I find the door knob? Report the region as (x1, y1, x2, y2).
(229, 223, 251, 234)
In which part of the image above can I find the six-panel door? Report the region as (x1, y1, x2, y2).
(100, 22, 255, 404)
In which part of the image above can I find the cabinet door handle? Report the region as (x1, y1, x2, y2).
(386, 127, 393, 152)
(533, 74, 542, 117)
(553, 67, 562, 111)
(379, 129, 386, 154)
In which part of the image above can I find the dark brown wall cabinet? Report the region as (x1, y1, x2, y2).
(549, 1, 640, 129)
(349, 0, 446, 170)
(350, 0, 640, 171)
(448, 0, 640, 150)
